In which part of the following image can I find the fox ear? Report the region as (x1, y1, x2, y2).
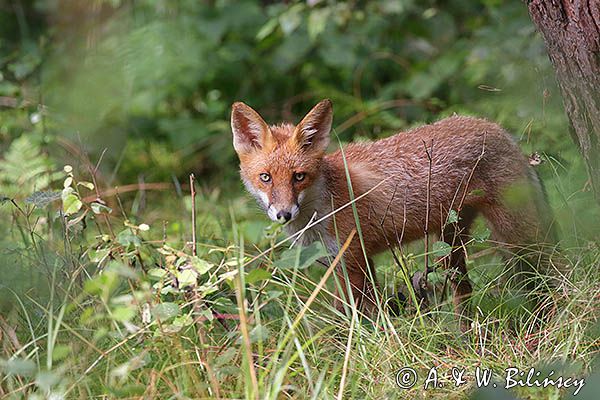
(293, 99, 332, 153)
(231, 102, 272, 154)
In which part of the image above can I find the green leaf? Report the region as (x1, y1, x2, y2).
(267, 290, 283, 300)
(214, 348, 237, 368)
(52, 345, 71, 362)
(177, 268, 198, 288)
(472, 226, 491, 243)
(213, 297, 237, 314)
(152, 302, 180, 321)
(62, 193, 82, 215)
(279, 3, 304, 35)
(256, 17, 279, 41)
(108, 384, 147, 397)
(84, 269, 119, 297)
(248, 324, 269, 343)
(148, 268, 167, 280)
(274, 241, 328, 270)
(308, 8, 330, 40)
(78, 181, 95, 190)
(318, 32, 357, 68)
(263, 222, 283, 239)
(91, 202, 112, 214)
(197, 308, 214, 322)
(111, 306, 136, 322)
(25, 191, 61, 208)
(432, 241, 452, 257)
(272, 30, 312, 72)
(117, 229, 141, 247)
(246, 268, 271, 285)
(172, 314, 193, 327)
(191, 257, 214, 275)
(445, 210, 459, 226)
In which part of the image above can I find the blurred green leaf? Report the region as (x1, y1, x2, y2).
(91, 202, 112, 214)
(274, 242, 328, 270)
(152, 302, 180, 321)
(117, 229, 141, 247)
(432, 241, 452, 257)
(52, 344, 71, 362)
(248, 324, 269, 343)
(192, 257, 214, 275)
(445, 210, 459, 226)
(308, 8, 330, 41)
(473, 226, 492, 243)
(246, 268, 271, 284)
(177, 268, 198, 288)
(62, 193, 82, 215)
(279, 3, 304, 35)
(112, 306, 136, 322)
(148, 268, 168, 280)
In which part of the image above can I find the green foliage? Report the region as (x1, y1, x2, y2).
(273, 241, 329, 270)
(0, 135, 57, 198)
(432, 240, 452, 257)
(1, 1, 599, 399)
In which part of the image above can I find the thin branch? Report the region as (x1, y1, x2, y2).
(422, 139, 434, 285)
(189, 173, 197, 257)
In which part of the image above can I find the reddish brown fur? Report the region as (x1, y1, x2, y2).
(231, 100, 554, 319)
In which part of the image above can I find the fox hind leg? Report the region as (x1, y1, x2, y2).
(333, 254, 379, 317)
(442, 206, 478, 331)
(481, 200, 558, 322)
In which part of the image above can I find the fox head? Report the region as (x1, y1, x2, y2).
(231, 99, 333, 223)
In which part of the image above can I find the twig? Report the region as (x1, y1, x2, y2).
(423, 139, 434, 285)
(457, 132, 487, 212)
(379, 182, 399, 227)
(87, 148, 114, 238)
(82, 182, 184, 202)
(289, 211, 318, 248)
(189, 174, 197, 257)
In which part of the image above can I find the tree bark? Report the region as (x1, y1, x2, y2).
(528, 0, 600, 204)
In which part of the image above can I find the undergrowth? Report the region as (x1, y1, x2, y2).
(0, 158, 598, 400)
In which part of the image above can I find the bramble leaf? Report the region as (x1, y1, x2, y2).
(432, 241, 452, 257)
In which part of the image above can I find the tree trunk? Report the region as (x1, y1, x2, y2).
(528, 0, 600, 204)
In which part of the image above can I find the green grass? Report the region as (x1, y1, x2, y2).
(0, 166, 598, 400)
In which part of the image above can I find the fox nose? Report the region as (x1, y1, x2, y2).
(276, 210, 292, 222)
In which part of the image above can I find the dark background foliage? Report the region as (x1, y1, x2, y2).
(3, 0, 597, 235)
(0, 2, 574, 173)
(2, 0, 599, 308)
(1, 2, 599, 398)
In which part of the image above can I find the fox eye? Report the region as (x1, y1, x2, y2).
(259, 173, 271, 183)
(294, 172, 305, 182)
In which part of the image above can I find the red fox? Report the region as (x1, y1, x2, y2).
(231, 99, 555, 319)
